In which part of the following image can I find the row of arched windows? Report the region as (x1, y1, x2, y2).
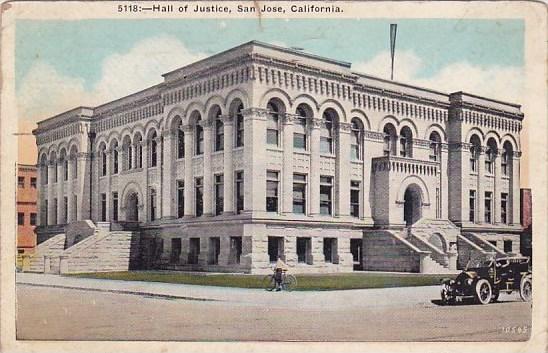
(382, 124, 442, 161)
(469, 135, 514, 175)
(39, 146, 79, 185)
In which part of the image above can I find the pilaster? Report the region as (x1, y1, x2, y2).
(183, 124, 195, 217)
(493, 149, 501, 224)
(66, 157, 74, 222)
(477, 149, 486, 223)
(201, 120, 213, 216)
(242, 108, 266, 213)
(309, 118, 322, 215)
(47, 162, 55, 225)
(336, 122, 351, 217)
(56, 160, 64, 224)
(221, 115, 234, 214)
(511, 151, 521, 225)
(282, 113, 295, 214)
(161, 130, 176, 219)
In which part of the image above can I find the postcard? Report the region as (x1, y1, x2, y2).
(1, 1, 546, 352)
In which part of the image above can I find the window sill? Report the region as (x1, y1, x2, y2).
(350, 159, 363, 164)
(211, 150, 224, 156)
(266, 146, 283, 152)
(294, 150, 310, 156)
(320, 154, 336, 159)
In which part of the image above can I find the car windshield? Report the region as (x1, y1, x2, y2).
(465, 255, 495, 270)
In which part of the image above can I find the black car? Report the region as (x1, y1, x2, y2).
(440, 255, 532, 305)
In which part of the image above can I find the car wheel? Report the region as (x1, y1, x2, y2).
(519, 275, 532, 302)
(475, 279, 492, 305)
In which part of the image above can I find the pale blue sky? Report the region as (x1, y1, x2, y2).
(16, 18, 523, 91)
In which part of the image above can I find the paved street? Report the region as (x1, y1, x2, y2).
(16, 273, 531, 341)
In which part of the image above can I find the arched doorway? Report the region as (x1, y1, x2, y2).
(126, 192, 139, 222)
(403, 184, 422, 226)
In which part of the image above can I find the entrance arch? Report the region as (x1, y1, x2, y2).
(126, 192, 139, 222)
(403, 184, 422, 226)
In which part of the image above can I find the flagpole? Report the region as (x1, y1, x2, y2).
(390, 24, 397, 80)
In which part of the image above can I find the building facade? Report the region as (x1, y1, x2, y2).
(17, 164, 38, 255)
(32, 41, 524, 274)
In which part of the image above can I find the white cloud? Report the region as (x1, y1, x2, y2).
(354, 50, 524, 104)
(17, 35, 206, 125)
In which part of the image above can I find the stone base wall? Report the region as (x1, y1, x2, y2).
(27, 233, 66, 273)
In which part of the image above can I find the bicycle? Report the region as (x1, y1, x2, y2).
(262, 271, 297, 291)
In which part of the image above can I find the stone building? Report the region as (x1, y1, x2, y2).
(30, 41, 524, 274)
(17, 164, 38, 257)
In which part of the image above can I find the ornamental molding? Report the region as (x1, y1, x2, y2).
(336, 122, 352, 133)
(310, 118, 324, 129)
(181, 124, 194, 133)
(241, 107, 268, 119)
(363, 130, 384, 141)
(199, 119, 213, 128)
(220, 114, 233, 124)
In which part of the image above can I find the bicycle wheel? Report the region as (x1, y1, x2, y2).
(262, 274, 275, 291)
(282, 274, 297, 291)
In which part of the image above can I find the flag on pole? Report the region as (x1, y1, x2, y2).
(390, 24, 397, 80)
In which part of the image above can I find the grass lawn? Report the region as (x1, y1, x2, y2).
(69, 271, 449, 291)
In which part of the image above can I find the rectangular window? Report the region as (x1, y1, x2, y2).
(64, 160, 68, 180)
(320, 176, 333, 215)
(63, 196, 68, 224)
(266, 171, 279, 212)
(177, 130, 185, 158)
(215, 119, 224, 152)
(235, 171, 244, 214)
(208, 237, 221, 265)
(215, 174, 224, 216)
(17, 176, 24, 188)
(266, 129, 279, 146)
(30, 177, 37, 188)
(112, 192, 119, 221)
(17, 212, 24, 225)
(170, 238, 181, 264)
(297, 237, 311, 264)
(501, 192, 508, 224)
(293, 117, 307, 150)
(177, 180, 184, 218)
(293, 173, 307, 214)
(323, 238, 337, 263)
(268, 236, 284, 263)
(149, 189, 157, 221)
(485, 191, 492, 223)
(102, 152, 107, 176)
(101, 193, 107, 221)
(469, 190, 476, 222)
(53, 198, 58, 223)
(320, 137, 332, 154)
(188, 238, 200, 264)
(504, 240, 513, 253)
(350, 181, 360, 218)
(73, 195, 77, 220)
(488, 240, 497, 247)
(195, 177, 203, 217)
(30, 213, 37, 226)
(230, 236, 242, 264)
(44, 199, 48, 225)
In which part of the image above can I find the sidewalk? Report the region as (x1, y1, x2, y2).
(16, 272, 441, 310)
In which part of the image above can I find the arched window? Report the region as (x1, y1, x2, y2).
(123, 136, 132, 170)
(112, 141, 119, 174)
(485, 138, 497, 174)
(233, 102, 244, 147)
(502, 141, 513, 176)
(135, 134, 143, 168)
(214, 109, 224, 152)
(266, 100, 282, 146)
(174, 118, 185, 159)
(383, 124, 397, 156)
(150, 131, 158, 167)
(195, 116, 204, 155)
(295, 104, 311, 150)
(63, 156, 68, 181)
(101, 148, 107, 176)
(350, 118, 363, 160)
(40, 154, 48, 184)
(321, 109, 336, 154)
(70, 146, 78, 179)
(429, 131, 442, 161)
(399, 126, 413, 158)
(469, 135, 481, 173)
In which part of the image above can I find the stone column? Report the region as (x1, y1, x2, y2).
(222, 115, 234, 215)
(66, 157, 74, 223)
(104, 150, 111, 222)
(493, 149, 502, 224)
(142, 142, 150, 221)
(36, 163, 43, 226)
(76, 152, 90, 221)
(511, 151, 521, 226)
(309, 118, 322, 215)
(218, 236, 231, 266)
(361, 132, 381, 224)
(477, 148, 486, 223)
(56, 160, 64, 224)
(47, 162, 55, 225)
(336, 122, 351, 217)
(282, 113, 294, 214)
(183, 124, 194, 217)
(161, 130, 175, 219)
(440, 143, 449, 220)
(458, 143, 472, 224)
(201, 120, 213, 216)
(242, 108, 266, 213)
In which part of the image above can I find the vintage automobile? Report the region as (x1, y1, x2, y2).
(440, 255, 532, 305)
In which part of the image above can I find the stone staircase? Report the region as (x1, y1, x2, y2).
(363, 230, 452, 273)
(27, 233, 66, 273)
(462, 232, 506, 256)
(24, 221, 141, 274)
